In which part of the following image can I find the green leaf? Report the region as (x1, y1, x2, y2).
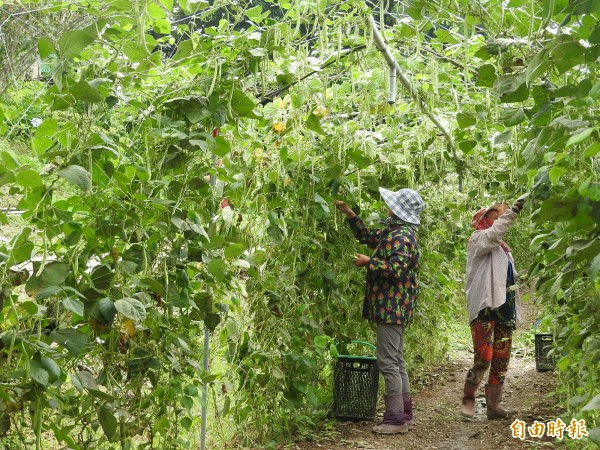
(148, 2, 166, 19)
(329, 345, 339, 358)
(49, 328, 89, 356)
(178, 0, 208, 14)
(589, 427, 600, 446)
(204, 312, 220, 331)
(566, 128, 595, 147)
(37, 118, 58, 136)
(108, 0, 132, 10)
(494, 73, 526, 97)
(25, 261, 70, 296)
(158, 0, 174, 11)
(568, 239, 600, 264)
(588, 253, 600, 281)
(224, 243, 245, 259)
(72, 80, 103, 103)
(501, 107, 525, 126)
(89, 298, 117, 325)
(172, 40, 193, 61)
(73, 370, 98, 391)
(184, 384, 198, 396)
(58, 165, 91, 191)
(30, 357, 49, 387)
(180, 396, 194, 410)
(122, 42, 151, 62)
(266, 225, 283, 244)
(181, 416, 193, 430)
(590, 25, 600, 44)
(493, 131, 512, 147)
(214, 136, 231, 157)
(40, 356, 61, 382)
(456, 113, 477, 128)
(572, 0, 600, 14)
(407, 2, 423, 19)
(21, 301, 39, 316)
(459, 140, 477, 152)
(583, 142, 600, 158)
(526, 49, 549, 85)
(551, 41, 585, 74)
(577, 78, 593, 98)
(38, 37, 56, 59)
(15, 169, 44, 188)
(36, 286, 62, 300)
(208, 258, 227, 281)
(476, 64, 496, 87)
(8, 228, 33, 265)
(189, 140, 208, 151)
(502, 83, 529, 103)
(533, 197, 579, 225)
(314, 193, 330, 213)
(63, 297, 85, 316)
(583, 394, 600, 411)
(231, 90, 257, 118)
(434, 29, 458, 44)
(138, 277, 165, 296)
(90, 265, 114, 290)
(114, 297, 146, 321)
(246, 5, 264, 22)
(589, 82, 600, 99)
(556, 356, 570, 371)
(32, 118, 57, 154)
(98, 405, 117, 439)
(276, 73, 293, 85)
(1, 150, 18, 169)
(307, 113, 326, 135)
(548, 166, 567, 185)
(58, 30, 94, 58)
(314, 335, 329, 352)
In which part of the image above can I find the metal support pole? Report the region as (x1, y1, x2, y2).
(200, 326, 209, 450)
(201, 169, 218, 450)
(368, 16, 453, 143)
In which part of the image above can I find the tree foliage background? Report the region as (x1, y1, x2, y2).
(0, 0, 599, 448)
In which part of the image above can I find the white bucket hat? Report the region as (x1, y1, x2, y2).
(379, 187, 425, 225)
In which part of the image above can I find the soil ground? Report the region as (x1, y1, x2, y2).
(291, 298, 572, 450)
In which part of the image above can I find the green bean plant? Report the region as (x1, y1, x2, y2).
(0, 0, 598, 448)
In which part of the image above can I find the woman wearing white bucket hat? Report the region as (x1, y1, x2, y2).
(335, 187, 424, 435)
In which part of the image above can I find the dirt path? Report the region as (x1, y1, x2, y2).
(292, 301, 564, 449)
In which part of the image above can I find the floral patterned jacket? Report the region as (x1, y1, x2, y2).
(348, 216, 420, 326)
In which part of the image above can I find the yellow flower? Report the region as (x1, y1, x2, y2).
(272, 121, 286, 133)
(313, 105, 329, 117)
(254, 147, 264, 162)
(274, 98, 286, 109)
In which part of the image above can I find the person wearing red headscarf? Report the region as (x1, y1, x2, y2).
(460, 197, 526, 420)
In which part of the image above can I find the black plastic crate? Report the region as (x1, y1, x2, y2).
(535, 333, 554, 372)
(333, 341, 378, 421)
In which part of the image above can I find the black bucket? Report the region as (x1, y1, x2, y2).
(534, 333, 554, 372)
(333, 340, 379, 421)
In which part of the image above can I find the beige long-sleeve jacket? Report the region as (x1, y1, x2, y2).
(466, 210, 521, 324)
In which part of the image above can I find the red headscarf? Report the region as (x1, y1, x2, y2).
(471, 206, 513, 253)
(472, 208, 494, 231)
